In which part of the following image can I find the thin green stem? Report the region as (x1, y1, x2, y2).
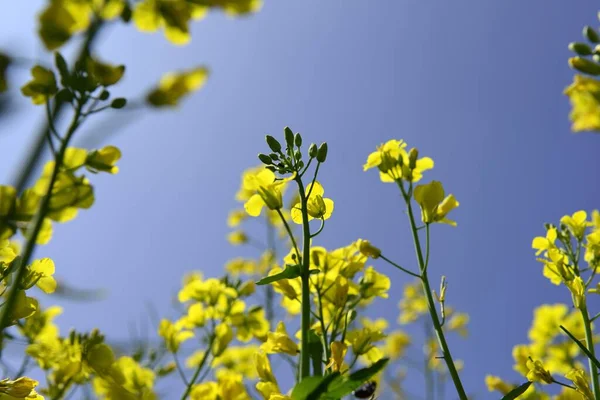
(296, 178, 312, 380)
(552, 379, 577, 391)
(180, 334, 216, 400)
(380, 254, 421, 279)
(581, 306, 600, 399)
(0, 98, 85, 351)
(398, 181, 468, 400)
(310, 218, 325, 238)
(424, 322, 434, 400)
(276, 209, 301, 262)
(265, 219, 277, 323)
(173, 353, 189, 386)
(315, 280, 330, 370)
(306, 162, 321, 199)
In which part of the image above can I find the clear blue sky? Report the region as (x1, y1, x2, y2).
(1, 1, 600, 399)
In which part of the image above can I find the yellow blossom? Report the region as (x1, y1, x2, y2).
(227, 230, 248, 245)
(414, 181, 459, 226)
(356, 239, 381, 259)
(565, 369, 594, 400)
(564, 75, 600, 132)
(326, 341, 347, 372)
(290, 181, 334, 224)
(532, 227, 557, 256)
(147, 67, 209, 107)
(158, 319, 194, 353)
(561, 211, 590, 239)
(484, 375, 514, 395)
(261, 322, 299, 356)
(526, 358, 553, 384)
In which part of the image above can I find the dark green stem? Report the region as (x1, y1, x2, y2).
(581, 306, 600, 399)
(297, 178, 312, 379)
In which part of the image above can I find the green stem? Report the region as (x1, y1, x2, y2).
(173, 353, 189, 386)
(315, 279, 330, 370)
(0, 99, 84, 350)
(581, 306, 600, 399)
(296, 178, 312, 380)
(399, 182, 468, 400)
(180, 334, 216, 400)
(424, 322, 434, 400)
(379, 254, 421, 279)
(276, 209, 301, 261)
(265, 219, 276, 324)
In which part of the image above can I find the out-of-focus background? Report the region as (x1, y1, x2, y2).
(1, 1, 600, 398)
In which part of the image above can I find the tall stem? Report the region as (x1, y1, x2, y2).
(297, 178, 312, 379)
(400, 183, 468, 400)
(581, 306, 600, 399)
(0, 100, 84, 349)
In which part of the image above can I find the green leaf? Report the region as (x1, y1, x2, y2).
(560, 325, 600, 369)
(256, 264, 301, 285)
(291, 376, 325, 400)
(500, 381, 532, 400)
(291, 373, 341, 400)
(322, 358, 389, 399)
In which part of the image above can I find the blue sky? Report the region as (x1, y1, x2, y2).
(2, 1, 600, 398)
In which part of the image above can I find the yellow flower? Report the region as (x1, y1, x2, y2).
(261, 322, 299, 356)
(147, 67, 209, 107)
(20, 66, 57, 105)
(364, 140, 434, 182)
(86, 58, 125, 87)
(86, 146, 121, 174)
(133, 0, 197, 45)
(398, 280, 428, 324)
(243, 169, 289, 216)
(229, 303, 269, 342)
(360, 266, 390, 299)
(290, 181, 334, 224)
(566, 277, 586, 310)
(561, 211, 590, 240)
(565, 369, 594, 400)
(212, 323, 234, 356)
(526, 358, 553, 384)
(414, 181, 459, 226)
(385, 331, 411, 360)
(254, 351, 277, 383)
(178, 277, 237, 305)
(447, 313, 469, 337)
(532, 227, 557, 256)
(0, 377, 42, 399)
(484, 375, 514, 395)
(19, 305, 62, 342)
(158, 319, 194, 353)
(346, 327, 386, 355)
(26, 258, 57, 294)
(227, 210, 248, 227)
(326, 341, 347, 372)
(356, 239, 381, 259)
(227, 230, 248, 245)
(564, 75, 600, 132)
(93, 356, 156, 399)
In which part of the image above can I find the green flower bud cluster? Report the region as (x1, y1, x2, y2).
(568, 20, 600, 75)
(258, 127, 328, 175)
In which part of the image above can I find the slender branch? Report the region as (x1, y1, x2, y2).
(276, 209, 301, 262)
(380, 254, 421, 279)
(180, 335, 216, 400)
(173, 353, 189, 386)
(397, 181, 468, 400)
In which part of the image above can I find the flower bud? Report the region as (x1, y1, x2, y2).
(294, 133, 302, 147)
(569, 42, 593, 56)
(569, 57, 600, 75)
(258, 153, 272, 164)
(408, 148, 419, 169)
(110, 98, 127, 109)
(316, 142, 328, 163)
(584, 26, 600, 43)
(357, 239, 381, 259)
(284, 127, 294, 147)
(308, 143, 318, 158)
(265, 135, 282, 152)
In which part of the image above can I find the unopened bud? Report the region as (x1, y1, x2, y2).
(258, 153, 272, 164)
(569, 56, 600, 75)
(316, 142, 328, 163)
(266, 135, 282, 152)
(294, 133, 302, 147)
(284, 127, 294, 147)
(584, 26, 600, 43)
(308, 143, 318, 158)
(408, 148, 419, 169)
(569, 42, 593, 56)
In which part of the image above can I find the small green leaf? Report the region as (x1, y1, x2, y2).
(291, 373, 341, 400)
(560, 325, 600, 369)
(54, 52, 70, 86)
(323, 358, 389, 399)
(256, 264, 302, 285)
(500, 381, 532, 400)
(291, 376, 325, 400)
